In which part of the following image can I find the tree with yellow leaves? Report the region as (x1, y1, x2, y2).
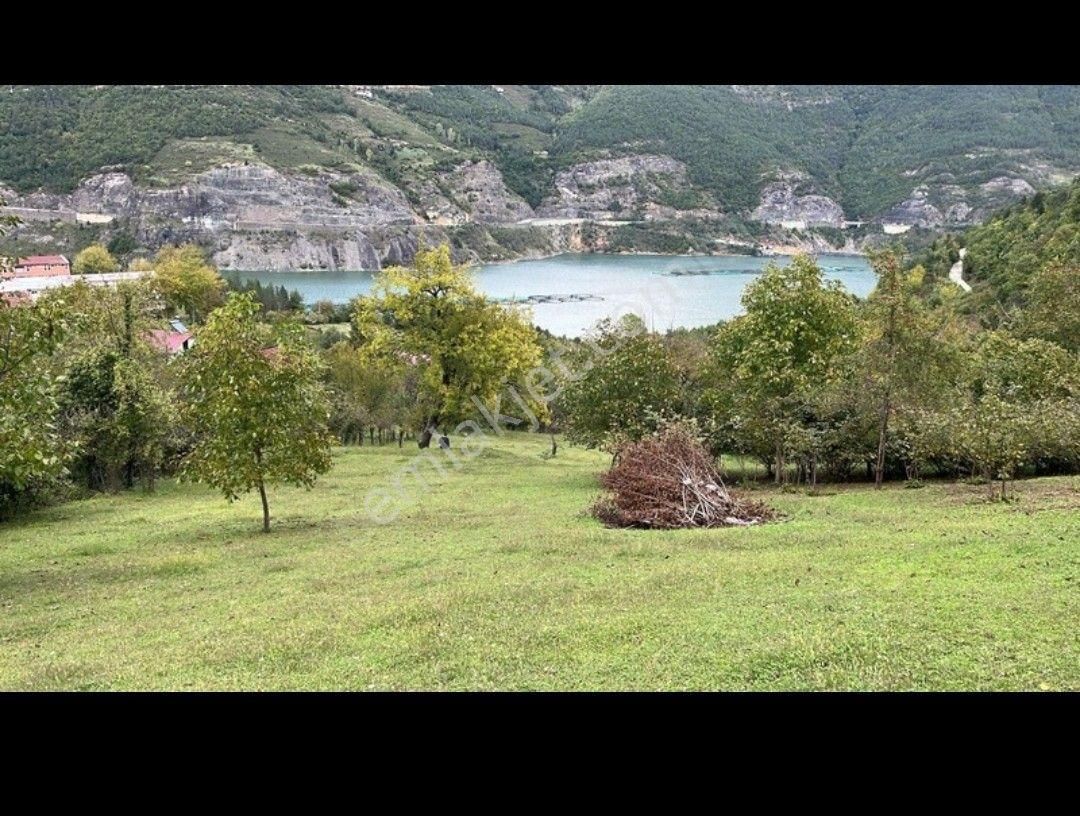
(351, 245, 545, 448)
(151, 244, 224, 322)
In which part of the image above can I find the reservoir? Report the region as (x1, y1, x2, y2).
(237, 252, 875, 336)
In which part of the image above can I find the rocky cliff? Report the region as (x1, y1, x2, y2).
(0, 139, 1069, 271)
(751, 181, 845, 227)
(4, 84, 1079, 267)
(438, 160, 535, 223)
(538, 155, 708, 220)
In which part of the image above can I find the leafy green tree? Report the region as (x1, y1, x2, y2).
(977, 331, 1079, 403)
(180, 293, 334, 532)
(72, 244, 119, 275)
(0, 294, 69, 513)
(112, 358, 176, 491)
(152, 244, 225, 323)
(351, 245, 544, 448)
(704, 255, 858, 482)
(2, 209, 66, 512)
(1018, 263, 1080, 352)
(858, 251, 949, 487)
(49, 279, 177, 491)
(957, 394, 1033, 500)
(107, 231, 138, 261)
(558, 315, 684, 451)
(322, 340, 417, 444)
(59, 347, 124, 490)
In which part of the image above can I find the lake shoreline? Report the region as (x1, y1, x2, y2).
(224, 247, 867, 276)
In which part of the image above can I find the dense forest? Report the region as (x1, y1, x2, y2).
(3, 85, 1079, 220)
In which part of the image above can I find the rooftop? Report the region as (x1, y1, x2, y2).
(18, 254, 69, 266)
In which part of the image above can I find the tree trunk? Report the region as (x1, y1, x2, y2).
(418, 415, 440, 449)
(550, 432, 557, 457)
(398, 430, 404, 448)
(874, 387, 891, 489)
(258, 477, 270, 533)
(254, 447, 270, 532)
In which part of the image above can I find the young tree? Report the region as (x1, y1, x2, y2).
(558, 315, 684, 451)
(860, 250, 945, 488)
(72, 244, 119, 275)
(351, 244, 545, 448)
(705, 255, 858, 482)
(151, 244, 225, 322)
(180, 293, 334, 532)
(957, 394, 1033, 500)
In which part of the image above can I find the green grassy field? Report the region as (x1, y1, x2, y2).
(1, 434, 1076, 690)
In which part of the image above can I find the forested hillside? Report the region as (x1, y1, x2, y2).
(911, 177, 1080, 349)
(0, 86, 348, 191)
(2, 84, 1078, 222)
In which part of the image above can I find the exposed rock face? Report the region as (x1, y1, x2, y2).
(537, 155, 699, 219)
(208, 225, 449, 271)
(882, 186, 944, 227)
(944, 202, 974, 224)
(751, 182, 844, 227)
(411, 179, 469, 226)
(4, 162, 435, 270)
(438, 160, 534, 223)
(11, 163, 419, 232)
(212, 231, 384, 271)
(980, 175, 1036, 198)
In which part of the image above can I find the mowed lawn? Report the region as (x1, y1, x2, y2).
(1, 434, 1077, 690)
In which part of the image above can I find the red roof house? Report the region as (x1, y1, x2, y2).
(146, 329, 194, 355)
(13, 255, 70, 278)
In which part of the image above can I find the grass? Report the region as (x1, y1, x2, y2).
(343, 100, 445, 149)
(1, 434, 1077, 690)
(248, 124, 357, 173)
(144, 138, 260, 186)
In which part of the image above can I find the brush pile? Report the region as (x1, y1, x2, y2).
(592, 424, 774, 529)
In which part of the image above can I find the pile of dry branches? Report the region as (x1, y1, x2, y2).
(593, 424, 775, 529)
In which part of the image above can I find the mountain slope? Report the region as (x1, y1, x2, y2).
(2, 85, 1079, 270)
(556, 85, 1080, 219)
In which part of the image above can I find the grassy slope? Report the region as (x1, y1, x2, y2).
(1, 434, 1076, 690)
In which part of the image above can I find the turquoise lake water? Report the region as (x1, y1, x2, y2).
(238, 252, 875, 337)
